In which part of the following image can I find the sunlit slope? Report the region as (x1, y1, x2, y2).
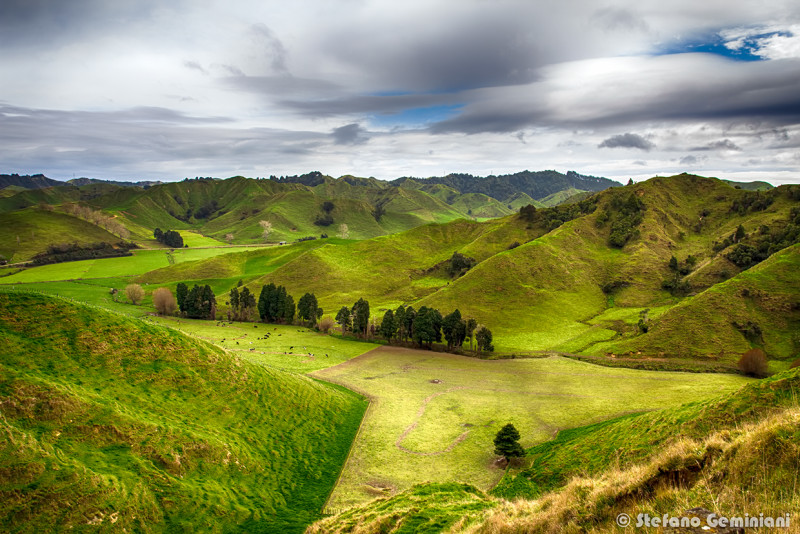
(0, 291, 366, 533)
(420, 175, 800, 351)
(0, 208, 124, 262)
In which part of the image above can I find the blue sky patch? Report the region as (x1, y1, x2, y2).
(655, 30, 790, 61)
(369, 104, 464, 129)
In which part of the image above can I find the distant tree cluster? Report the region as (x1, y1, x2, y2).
(314, 201, 335, 226)
(154, 228, 184, 248)
(176, 282, 216, 319)
(721, 208, 800, 269)
(257, 283, 296, 324)
(601, 193, 645, 248)
(31, 241, 137, 265)
(61, 202, 130, 239)
(518, 198, 597, 231)
(730, 191, 774, 215)
(447, 252, 476, 277)
(336, 301, 490, 353)
(228, 283, 257, 321)
(661, 254, 698, 297)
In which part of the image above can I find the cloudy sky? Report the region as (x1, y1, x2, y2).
(1, 0, 800, 184)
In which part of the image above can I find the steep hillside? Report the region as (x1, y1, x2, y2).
(0, 291, 366, 533)
(590, 243, 800, 363)
(309, 369, 800, 533)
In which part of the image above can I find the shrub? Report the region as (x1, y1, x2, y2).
(125, 283, 145, 305)
(152, 287, 177, 315)
(789, 359, 800, 370)
(738, 348, 769, 378)
(319, 316, 335, 334)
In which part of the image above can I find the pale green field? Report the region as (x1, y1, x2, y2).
(178, 230, 225, 247)
(312, 346, 751, 510)
(147, 315, 380, 374)
(0, 248, 237, 283)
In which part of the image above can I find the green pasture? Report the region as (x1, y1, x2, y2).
(148, 315, 379, 374)
(0, 248, 237, 284)
(312, 346, 750, 510)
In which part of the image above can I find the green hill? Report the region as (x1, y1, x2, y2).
(309, 368, 800, 533)
(0, 208, 126, 262)
(0, 291, 366, 532)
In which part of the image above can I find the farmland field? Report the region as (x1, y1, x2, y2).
(312, 346, 751, 509)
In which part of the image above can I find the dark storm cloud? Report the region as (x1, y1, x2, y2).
(598, 133, 655, 151)
(0, 104, 325, 178)
(0, 0, 163, 48)
(331, 124, 369, 145)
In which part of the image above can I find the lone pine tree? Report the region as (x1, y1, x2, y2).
(494, 423, 525, 461)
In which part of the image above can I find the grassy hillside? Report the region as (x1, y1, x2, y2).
(0, 208, 125, 262)
(589, 244, 800, 365)
(309, 368, 800, 533)
(0, 291, 367, 533)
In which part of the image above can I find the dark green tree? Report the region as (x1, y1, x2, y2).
(335, 306, 351, 333)
(476, 326, 494, 352)
(229, 287, 240, 320)
(258, 283, 276, 322)
(379, 309, 397, 343)
(412, 307, 441, 348)
(493, 423, 524, 461)
(668, 256, 678, 271)
(298, 292, 319, 325)
(465, 318, 478, 350)
(239, 286, 256, 321)
(395, 305, 406, 340)
(403, 306, 416, 342)
(176, 282, 188, 314)
(442, 309, 466, 350)
(352, 298, 370, 337)
(283, 294, 295, 324)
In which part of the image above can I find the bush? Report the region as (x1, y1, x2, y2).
(125, 283, 145, 305)
(152, 287, 177, 315)
(738, 348, 769, 378)
(789, 359, 800, 370)
(319, 316, 335, 334)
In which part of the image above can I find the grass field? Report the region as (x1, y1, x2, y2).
(148, 315, 380, 374)
(311, 346, 750, 509)
(0, 248, 239, 283)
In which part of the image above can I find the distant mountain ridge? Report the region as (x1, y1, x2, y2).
(391, 170, 620, 201)
(0, 173, 162, 190)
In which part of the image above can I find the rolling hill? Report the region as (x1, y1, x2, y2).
(0, 170, 621, 260)
(0, 291, 367, 532)
(121, 174, 800, 371)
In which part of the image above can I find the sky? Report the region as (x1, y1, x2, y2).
(1, 0, 800, 184)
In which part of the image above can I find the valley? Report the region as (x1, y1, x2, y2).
(1, 172, 799, 532)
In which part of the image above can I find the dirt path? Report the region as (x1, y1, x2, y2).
(395, 386, 471, 456)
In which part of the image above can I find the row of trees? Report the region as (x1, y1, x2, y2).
(144, 281, 495, 353)
(154, 228, 184, 248)
(336, 300, 494, 352)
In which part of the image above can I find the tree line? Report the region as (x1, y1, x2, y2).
(153, 281, 496, 353)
